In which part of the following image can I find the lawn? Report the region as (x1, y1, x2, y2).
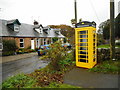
(97, 44, 120, 48)
(88, 60, 120, 74)
(2, 73, 79, 88)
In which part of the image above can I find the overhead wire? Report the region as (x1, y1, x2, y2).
(89, 0, 101, 24)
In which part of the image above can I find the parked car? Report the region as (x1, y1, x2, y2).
(37, 44, 50, 56)
(62, 43, 72, 49)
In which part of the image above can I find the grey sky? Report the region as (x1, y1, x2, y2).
(0, 0, 119, 28)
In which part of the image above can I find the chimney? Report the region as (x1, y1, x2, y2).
(33, 20, 39, 28)
(33, 20, 39, 25)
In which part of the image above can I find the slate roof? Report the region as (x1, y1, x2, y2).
(7, 19, 21, 25)
(0, 19, 64, 38)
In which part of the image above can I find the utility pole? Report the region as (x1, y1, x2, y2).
(74, 0, 77, 24)
(110, 0, 115, 61)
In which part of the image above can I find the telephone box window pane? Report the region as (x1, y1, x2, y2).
(78, 59, 88, 63)
(79, 31, 87, 34)
(79, 35, 88, 38)
(80, 43, 88, 46)
(78, 47, 87, 50)
(79, 39, 88, 42)
(93, 58, 95, 62)
(79, 51, 88, 54)
(78, 55, 88, 58)
(79, 47, 88, 50)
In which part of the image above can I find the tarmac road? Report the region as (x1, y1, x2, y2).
(1, 55, 49, 84)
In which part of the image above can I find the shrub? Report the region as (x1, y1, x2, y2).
(41, 42, 68, 71)
(52, 37, 58, 43)
(2, 40, 18, 56)
(58, 51, 75, 71)
(41, 41, 76, 72)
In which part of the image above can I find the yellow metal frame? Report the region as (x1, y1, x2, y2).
(75, 27, 97, 68)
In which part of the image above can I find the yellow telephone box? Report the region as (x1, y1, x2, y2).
(75, 21, 97, 68)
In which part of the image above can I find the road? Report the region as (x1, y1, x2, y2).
(1, 55, 49, 84)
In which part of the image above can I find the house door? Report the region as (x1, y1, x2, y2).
(31, 39, 35, 49)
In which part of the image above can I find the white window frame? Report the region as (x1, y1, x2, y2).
(14, 24, 20, 32)
(20, 39, 24, 48)
(36, 38, 40, 48)
(43, 38, 47, 45)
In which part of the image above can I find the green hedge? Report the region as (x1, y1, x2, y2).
(2, 39, 18, 56)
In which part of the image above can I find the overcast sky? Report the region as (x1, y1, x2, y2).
(0, 0, 120, 28)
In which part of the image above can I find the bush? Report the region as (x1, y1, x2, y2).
(41, 42, 68, 71)
(41, 42, 76, 72)
(52, 37, 58, 43)
(2, 40, 18, 56)
(58, 51, 75, 71)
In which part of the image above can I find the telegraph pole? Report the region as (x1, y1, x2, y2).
(110, 0, 115, 61)
(74, 0, 77, 24)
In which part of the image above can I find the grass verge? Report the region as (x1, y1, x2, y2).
(97, 44, 120, 48)
(88, 60, 120, 74)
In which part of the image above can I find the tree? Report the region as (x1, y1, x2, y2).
(115, 13, 120, 38)
(98, 14, 120, 40)
(103, 20, 110, 40)
(71, 19, 76, 26)
(49, 25, 75, 46)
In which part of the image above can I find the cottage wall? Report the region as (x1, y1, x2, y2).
(15, 37, 32, 49)
(3, 37, 52, 49)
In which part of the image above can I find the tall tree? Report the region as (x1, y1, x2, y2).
(98, 16, 120, 40)
(103, 20, 110, 39)
(49, 25, 75, 45)
(115, 13, 120, 38)
(71, 19, 76, 26)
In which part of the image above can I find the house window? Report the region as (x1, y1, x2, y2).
(14, 24, 20, 32)
(43, 38, 47, 45)
(36, 39, 39, 48)
(20, 39, 24, 48)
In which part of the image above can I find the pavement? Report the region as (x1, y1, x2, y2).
(1, 52, 38, 63)
(63, 67, 119, 88)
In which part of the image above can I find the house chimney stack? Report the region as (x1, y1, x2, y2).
(33, 20, 39, 28)
(33, 20, 39, 25)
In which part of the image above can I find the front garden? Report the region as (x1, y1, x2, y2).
(2, 42, 79, 88)
(2, 40, 37, 56)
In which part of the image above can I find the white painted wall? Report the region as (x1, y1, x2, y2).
(31, 40, 34, 49)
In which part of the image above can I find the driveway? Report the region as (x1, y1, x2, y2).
(1, 53, 49, 84)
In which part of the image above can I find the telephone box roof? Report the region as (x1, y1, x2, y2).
(75, 21, 96, 28)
